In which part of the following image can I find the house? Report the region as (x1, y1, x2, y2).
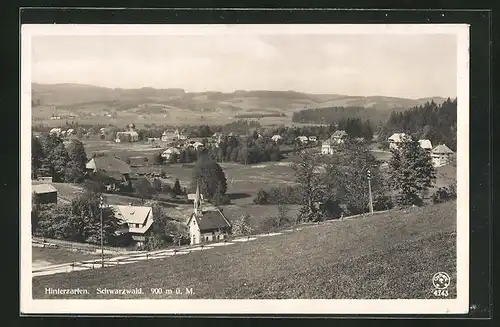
(331, 130, 348, 144)
(187, 185, 232, 245)
(271, 134, 282, 143)
(296, 136, 309, 144)
(116, 131, 139, 142)
(308, 136, 318, 143)
(388, 133, 409, 150)
(86, 156, 132, 186)
(66, 128, 74, 136)
(49, 128, 62, 136)
(116, 124, 139, 142)
(128, 156, 148, 168)
(32, 183, 58, 205)
(431, 144, 454, 167)
(418, 139, 433, 153)
(112, 204, 154, 247)
(161, 130, 175, 142)
(190, 141, 204, 150)
(162, 129, 187, 142)
(161, 147, 181, 160)
(321, 139, 335, 155)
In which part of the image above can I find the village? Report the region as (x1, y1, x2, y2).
(32, 118, 456, 257)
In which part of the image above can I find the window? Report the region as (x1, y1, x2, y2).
(135, 224, 140, 228)
(205, 236, 209, 242)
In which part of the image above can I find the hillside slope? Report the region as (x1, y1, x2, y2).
(32, 83, 447, 115)
(33, 201, 457, 299)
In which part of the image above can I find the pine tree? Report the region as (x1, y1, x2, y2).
(388, 136, 436, 206)
(173, 179, 182, 195)
(47, 143, 70, 182)
(191, 154, 228, 204)
(65, 139, 88, 183)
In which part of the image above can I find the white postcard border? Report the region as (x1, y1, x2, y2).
(20, 23, 470, 315)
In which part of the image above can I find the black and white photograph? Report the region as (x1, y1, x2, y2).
(21, 23, 470, 314)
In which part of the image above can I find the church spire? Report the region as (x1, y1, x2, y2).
(194, 182, 202, 216)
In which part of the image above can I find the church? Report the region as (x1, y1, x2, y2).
(187, 184, 232, 245)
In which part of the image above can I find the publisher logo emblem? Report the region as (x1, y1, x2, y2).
(432, 272, 451, 290)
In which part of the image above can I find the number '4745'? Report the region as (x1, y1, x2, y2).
(433, 289, 449, 297)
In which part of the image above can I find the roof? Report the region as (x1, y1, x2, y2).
(322, 139, 333, 146)
(163, 147, 181, 154)
(190, 209, 231, 231)
(332, 130, 348, 138)
(271, 134, 282, 138)
(32, 183, 58, 194)
(388, 133, 408, 142)
(112, 205, 152, 224)
(432, 144, 454, 154)
(418, 139, 433, 149)
(128, 156, 147, 167)
(86, 156, 132, 175)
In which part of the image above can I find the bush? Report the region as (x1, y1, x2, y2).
(253, 189, 269, 204)
(254, 186, 302, 205)
(373, 195, 394, 211)
(432, 185, 457, 204)
(259, 216, 280, 233)
(319, 199, 343, 219)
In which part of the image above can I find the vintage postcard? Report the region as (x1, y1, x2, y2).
(21, 23, 469, 315)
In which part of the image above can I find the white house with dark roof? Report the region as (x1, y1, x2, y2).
(418, 139, 433, 153)
(296, 136, 309, 144)
(187, 184, 232, 245)
(321, 139, 335, 155)
(112, 204, 154, 247)
(331, 130, 348, 144)
(161, 147, 181, 161)
(49, 128, 62, 136)
(431, 144, 454, 167)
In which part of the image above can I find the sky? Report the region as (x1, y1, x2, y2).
(31, 33, 457, 99)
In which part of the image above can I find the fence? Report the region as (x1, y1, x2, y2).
(32, 237, 132, 254)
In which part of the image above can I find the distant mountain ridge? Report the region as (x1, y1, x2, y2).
(31, 83, 450, 116)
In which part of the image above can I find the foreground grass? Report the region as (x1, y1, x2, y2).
(33, 201, 456, 299)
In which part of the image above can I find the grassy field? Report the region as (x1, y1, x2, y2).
(32, 246, 112, 268)
(32, 200, 456, 299)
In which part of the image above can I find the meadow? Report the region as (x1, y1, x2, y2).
(32, 200, 457, 299)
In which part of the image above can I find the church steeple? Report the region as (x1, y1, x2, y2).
(194, 183, 202, 216)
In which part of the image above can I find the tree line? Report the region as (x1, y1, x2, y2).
(32, 134, 88, 182)
(291, 106, 391, 125)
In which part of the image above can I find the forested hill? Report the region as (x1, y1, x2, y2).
(291, 106, 393, 124)
(378, 98, 457, 151)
